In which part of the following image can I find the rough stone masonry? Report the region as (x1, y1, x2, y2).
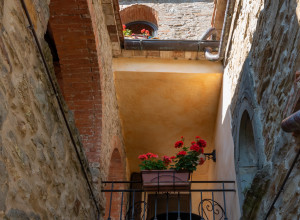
(0, 0, 127, 218)
(225, 0, 300, 219)
(0, 0, 100, 218)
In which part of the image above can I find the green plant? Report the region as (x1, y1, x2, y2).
(138, 153, 168, 170)
(138, 136, 207, 172)
(172, 136, 206, 172)
(122, 24, 132, 36)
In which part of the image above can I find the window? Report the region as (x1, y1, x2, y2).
(237, 111, 258, 205)
(120, 4, 158, 36)
(125, 21, 157, 36)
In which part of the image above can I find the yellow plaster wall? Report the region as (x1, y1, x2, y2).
(113, 58, 223, 74)
(113, 57, 224, 215)
(212, 73, 241, 219)
(113, 58, 223, 174)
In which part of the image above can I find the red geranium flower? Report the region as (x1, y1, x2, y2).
(163, 156, 172, 165)
(170, 156, 176, 160)
(122, 24, 126, 30)
(177, 151, 187, 156)
(146, 152, 158, 158)
(141, 29, 146, 34)
(138, 154, 147, 161)
(197, 139, 207, 148)
(145, 30, 150, 36)
(190, 144, 200, 152)
(175, 140, 184, 148)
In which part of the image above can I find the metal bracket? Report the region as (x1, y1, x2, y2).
(204, 150, 216, 162)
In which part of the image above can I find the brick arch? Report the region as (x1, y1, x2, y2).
(48, 0, 102, 173)
(120, 4, 158, 27)
(104, 148, 126, 219)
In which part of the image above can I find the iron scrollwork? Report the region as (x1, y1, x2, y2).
(198, 199, 227, 220)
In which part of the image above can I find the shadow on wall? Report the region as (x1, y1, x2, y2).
(228, 0, 300, 219)
(119, 0, 214, 5)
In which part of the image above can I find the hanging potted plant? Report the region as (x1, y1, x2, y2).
(139, 136, 207, 191)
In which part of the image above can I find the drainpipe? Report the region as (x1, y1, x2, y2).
(204, 0, 234, 61)
(199, 27, 217, 41)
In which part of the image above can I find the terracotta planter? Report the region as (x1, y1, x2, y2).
(141, 170, 190, 191)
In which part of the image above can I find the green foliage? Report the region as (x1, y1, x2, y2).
(123, 29, 132, 36)
(139, 159, 167, 170)
(138, 137, 206, 172)
(172, 148, 200, 172)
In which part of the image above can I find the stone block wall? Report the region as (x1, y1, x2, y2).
(222, 0, 300, 219)
(119, 0, 214, 40)
(0, 0, 99, 219)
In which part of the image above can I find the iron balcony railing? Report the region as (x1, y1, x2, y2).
(102, 180, 235, 220)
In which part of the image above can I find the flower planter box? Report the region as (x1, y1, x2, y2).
(141, 170, 190, 191)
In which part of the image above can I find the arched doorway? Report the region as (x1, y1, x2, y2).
(104, 148, 125, 219)
(237, 110, 258, 206)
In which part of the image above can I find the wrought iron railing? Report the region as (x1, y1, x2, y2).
(102, 180, 235, 220)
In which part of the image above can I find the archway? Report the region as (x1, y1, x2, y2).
(104, 148, 125, 219)
(237, 110, 258, 206)
(47, 0, 102, 179)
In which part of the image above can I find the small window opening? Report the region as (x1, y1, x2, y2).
(238, 111, 258, 205)
(126, 21, 158, 37)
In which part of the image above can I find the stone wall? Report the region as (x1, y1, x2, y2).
(0, 0, 103, 218)
(222, 0, 300, 219)
(119, 0, 214, 40)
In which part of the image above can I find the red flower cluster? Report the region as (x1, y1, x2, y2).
(138, 154, 147, 161)
(174, 140, 184, 148)
(141, 29, 150, 36)
(122, 24, 126, 31)
(138, 136, 206, 171)
(177, 151, 187, 156)
(146, 152, 158, 158)
(163, 156, 172, 165)
(197, 139, 207, 148)
(190, 144, 204, 153)
(190, 144, 199, 152)
(138, 152, 158, 161)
